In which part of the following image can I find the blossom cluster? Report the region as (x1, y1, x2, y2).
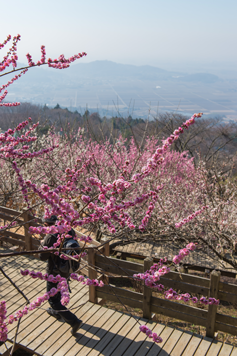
(19, 271, 70, 314)
(133, 113, 202, 181)
(0, 34, 11, 50)
(0, 301, 7, 342)
(12, 161, 30, 207)
(164, 289, 219, 305)
(0, 221, 17, 230)
(172, 242, 196, 264)
(47, 52, 87, 69)
(0, 69, 28, 94)
(7, 286, 59, 326)
(66, 115, 203, 234)
(133, 243, 219, 306)
(0, 34, 21, 72)
(58, 279, 70, 306)
(0, 68, 28, 108)
(139, 325, 162, 343)
(79, 235, 93, 243)
(0, 120, 49, 162)
(70, 273, 104, 287)
(175, 206, 208, 228)
(134, 243, 196, 286)
(0, 33, 87, 106)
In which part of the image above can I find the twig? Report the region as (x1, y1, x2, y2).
(0, 266, 29, 303)
(0, 235, 118, 258)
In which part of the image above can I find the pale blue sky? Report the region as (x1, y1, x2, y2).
(1, 0, 237, 72)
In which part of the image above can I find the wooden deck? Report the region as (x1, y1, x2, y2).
(0, 250, 237, 356)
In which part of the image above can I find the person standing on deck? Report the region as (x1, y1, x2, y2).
(39, 215, 82, 335)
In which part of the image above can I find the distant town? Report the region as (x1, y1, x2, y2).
(1, 60, 236, 121)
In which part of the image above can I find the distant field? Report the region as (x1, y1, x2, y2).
(2, 61, 237, 120)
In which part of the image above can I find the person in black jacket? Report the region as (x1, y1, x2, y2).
(39, 215, 82, 335)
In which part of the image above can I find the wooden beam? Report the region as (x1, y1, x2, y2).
(95, 254, 143, 272)
(96, 284, 142, 302)
(0, 230, 24, 241)
(151, 296, 208, 320)
(143, 257, 153, 319)
(96, 290, 143, 309)
(0, 236, 25, 247)
(0, 206, 23, 217)
(100, 237, 110, 285)
(0, 213, 23, 224)
(88, 245, 97, 303)
(23, 210, 32, 250)
(206, 270, 221, 338)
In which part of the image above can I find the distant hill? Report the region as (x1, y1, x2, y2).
(179, 73, 220, 84)
(11, 60, 220, 83)
(1, 60, 230, 119)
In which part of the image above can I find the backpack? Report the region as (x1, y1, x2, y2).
(54, 237, 80, 277)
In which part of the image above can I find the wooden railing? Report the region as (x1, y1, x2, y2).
(0, 206, 41, 250)
(88, 248, 237, 338)
(0, 206, 103, 253)
(113, 246, 237, 278)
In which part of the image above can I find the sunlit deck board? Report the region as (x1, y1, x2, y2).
(181, 334, 202, 356)
(205, 340, 223, 355)
(32, 303, 102, 354)
(1, 248, 237, 356)
(109, 317, 148, 356)
(74, 308, 117, 356)
(36, 296, 108, 355)
(85, 314, 138, 356)
(218, 343, 233, 356)
(0, 341, 13, 355)
(193, 337, 212, 355)
(121, 320, 157, 356)
(86, 313, 132, 356)
(76, 308, 124, 356)
(42, 301, 102, 355)
(231, 347, 237, 355)
(158, 329, 183, 356)
(133, 323, 166, 356)
(64, 306, 114, 356)
(170, 331, 193, 356)
(14, 285, 88, 346)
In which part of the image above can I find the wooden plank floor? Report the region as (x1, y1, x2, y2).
(0, 248, 237, 356)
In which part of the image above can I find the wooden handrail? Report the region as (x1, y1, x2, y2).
(90, 249, 237, 338)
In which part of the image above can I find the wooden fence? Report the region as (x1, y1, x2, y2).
(0, 206, 41, 250)
(0, 206, 102, 255)
(113, 244, 237, 278)
(88, 246, 237, 338)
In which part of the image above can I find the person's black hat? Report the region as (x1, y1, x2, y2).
(43, 215, 58, 224)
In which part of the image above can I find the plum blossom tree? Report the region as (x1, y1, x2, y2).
(0, 34, 228, 346)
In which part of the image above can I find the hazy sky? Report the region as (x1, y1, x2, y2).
(1, 0, 237, 72)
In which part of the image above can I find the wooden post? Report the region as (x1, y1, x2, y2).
(143, 257, 153, 319)
(88, 244, 97, 303)
(0, 218, 5, 246)
(206, 270, 220, 338)
(100, 237, 109, 285)
(23, 209, 32, 251)
(121, 253, 126, 260)
(100, 237, 110, 257)
(95, 229, 102, 242)
(180, 266, 188, 274)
